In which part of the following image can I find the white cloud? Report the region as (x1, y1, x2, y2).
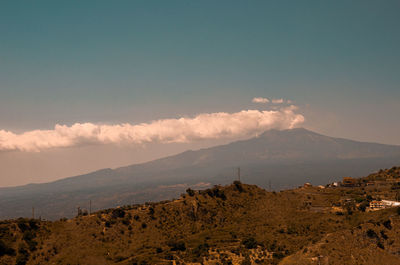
(272, 98, 284, 104)
(252, 97, 270, 103)
(0, 107, 305, 152)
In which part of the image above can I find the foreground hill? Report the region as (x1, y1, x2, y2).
(1, 167, 400, 264)
(1, 128, 400, 219)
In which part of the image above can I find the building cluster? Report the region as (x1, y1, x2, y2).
(369, 200, 400, 210)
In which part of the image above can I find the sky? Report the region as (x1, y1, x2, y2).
(0, 1, 399, 186)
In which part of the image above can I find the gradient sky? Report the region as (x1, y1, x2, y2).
(1, 1, 399, 186)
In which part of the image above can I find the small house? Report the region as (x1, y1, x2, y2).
(369, 200, 384, 210)
(342, 177, 357, 187)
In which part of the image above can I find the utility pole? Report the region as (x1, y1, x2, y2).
(32, 207, 35, 219)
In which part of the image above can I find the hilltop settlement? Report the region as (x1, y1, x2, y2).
(1, 166, 400, 265)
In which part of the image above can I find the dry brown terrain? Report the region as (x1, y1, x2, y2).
(1, 166, 400, 265)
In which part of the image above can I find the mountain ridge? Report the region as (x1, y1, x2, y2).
(1, 128, 400, 220)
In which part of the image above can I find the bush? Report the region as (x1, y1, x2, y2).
(28, 219, 39, 230)
(122, 217, 130, 225)
(242, 237, 257, 249)
(383, 220, 392, 230)
(186, 188, 195, 197)
(380, 230, 388, 240)
(205, 186, 227, 200)
(366, 229, 378, 239)
(22, 230, 37, 251)
(16, 244, 29, 265)
(168, 241, 186, 251)
(17, 219, 30, 233)
(377, 241, 385, 249)
(358, 201, 369, 212)
(111, 208, 125, 219)
(156, 247, 163, 253)
(0, 239, 15, 257)
(22, 230, 35, 242)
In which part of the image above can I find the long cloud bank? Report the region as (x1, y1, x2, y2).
(0, 107, 304, 152)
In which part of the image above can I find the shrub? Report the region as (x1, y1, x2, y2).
(111, 208, 125, 219)
(206, 186, 227, 200)
(242, 237, 257, 249)
(22, 230, 35, 242)
(156, 247, 163, 253)
(16, 244, 29, 265)
(28, 219, 39, 230)
(377, 241, 385, 249)
(366, 229, 378, 239)
(168, 241, 186, 251)
(141, 223, 147, 229)
(17, 219, 30, 233)
(383, 220, 392, 230)
(22, 230, 37, 251)
(0, 239, 15, 257)
(358, 201, 369, 212)
(186, 188, 195, 197)
(380, 230, 388, 240)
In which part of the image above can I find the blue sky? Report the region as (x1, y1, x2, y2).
(0, 1, 399, 186)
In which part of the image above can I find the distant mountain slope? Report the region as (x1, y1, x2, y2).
(1, 128, 400, 219)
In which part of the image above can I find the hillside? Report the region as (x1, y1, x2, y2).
(1, 128, 400, 220)
(1, 167, 400, 264)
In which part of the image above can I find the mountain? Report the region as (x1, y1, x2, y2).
(1, 128, 400, 220)
(1, 167, 400, 264)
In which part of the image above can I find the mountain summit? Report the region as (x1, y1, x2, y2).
(1, 128, 400, 219)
